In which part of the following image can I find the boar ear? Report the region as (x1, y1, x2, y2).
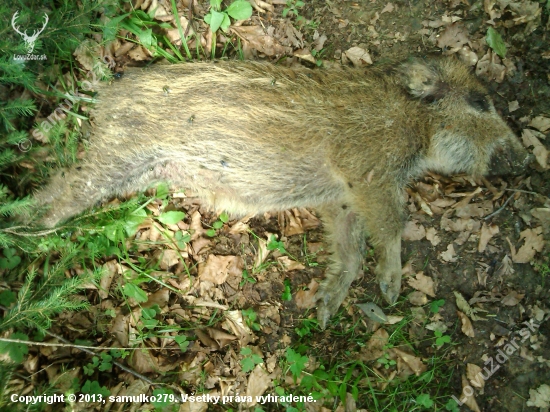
(396, 59, 448, 101)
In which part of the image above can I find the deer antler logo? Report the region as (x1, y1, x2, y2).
(11, 11, 49, 54)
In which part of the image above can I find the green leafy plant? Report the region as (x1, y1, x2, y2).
(174, 335, 190, 352)
(139, 306, 161, 330)
(81, 380, 110, 397)
(157, 211, 185, 225)
(0, 332, 29, 363)
(267, 235, 286, 254)
(206, 211, 229, 237)
(240, 347, 263, 372)
(285, 348, 308, 382)
(242, 308, 261, 331)
(204, 0, 252, 33)
(240, 269, 257, 287)
(434, 330, 452, 347)
(295, 318, 317, 338)
(416, 393, 434, 409)
(281, 278, 292, 301)
(430, 299, 445, 314)
(122, 283, 148, 303)
(83, 352, 113, 376)
(486, 27, 506, 58)
(0, 248, 21, 270)
(283, 0, 305, 21)
(377, 352, 396, 370)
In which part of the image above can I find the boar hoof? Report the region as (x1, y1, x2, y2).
(316, 284, 349, 329)
(379, 278, 400, 305)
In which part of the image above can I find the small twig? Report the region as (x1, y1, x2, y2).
(0, 226, 64, 236)
(484, 194, 515, 221)
(505, 188, 543, 196)
(0, 337, 181, 351)
(45, 332, 159, 387)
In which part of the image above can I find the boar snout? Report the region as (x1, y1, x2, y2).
(487, 140, 533, 176)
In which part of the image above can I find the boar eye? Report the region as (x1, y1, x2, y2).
(467, 92, 490, 112)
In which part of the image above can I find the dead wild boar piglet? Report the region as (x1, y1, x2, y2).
(29, 58, 530, 328)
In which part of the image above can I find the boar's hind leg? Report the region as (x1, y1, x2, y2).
(33, 154, 165, 228)
(316, 203, 366, 329)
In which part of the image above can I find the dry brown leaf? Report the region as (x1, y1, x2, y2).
(99, 260, 118, 299)
(246, 365, 272, 406)
(508, 100, 520, 112)
(461, 374, 481, 412)
(454, 200, 493, 218)
(507, 226, 544, 263)
(526, 384, 550, 409)
(529, 115, 550, 133)
(343, 46, 373, 67)
(130, 347, 159, 374)
(426, 227, 441, 246)
(359, 328, 389, 361)
(430, 197, 457, 208)
(385, 315, 405, 324)
(295, 208, 321, 230)
(391, 347, 427, 376)
(231, 26, 291, 58)
(191, 236, 211, 256)
(476, 50, 506, 83)
(281, 209, 304, 236)
(73, 39, 102, 71)
(190, 210, 205, 240)
(439, 243, 457, 262)
(478, 222, 499, 252)
(466, 364, 485, 389)
(522, 129, 549, 169)
(457, 310, 475, 337)
(454, 291, 487, 321)
(165, 17, 195, 44)
(144, 288, 170, 309)
(294, 279, 318, 309)
(408, 291, 429, 306)
(208, 328, 237, 347)
(293, 48, 316, 64)
(381, 2, 395, 13)
(111, 314, 130, 346)
(440, 216, 480, 232)
(531, 208, 550, 228)
(229, 220, 251, 234)
(436, 22, 470, 55)
(402, 220, 426, 241)
(198, 255, 243, 284)
(495, 255, 515, 277)
(254, 234, 272, 269)
(501, 290, 525, 306)
(277, 256, 305, 271)
(407, 272, 436, 297)
(128, 45, 151, 61)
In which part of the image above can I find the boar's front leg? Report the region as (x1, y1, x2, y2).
(315, 186, 404, 327)
(316, 203, 366, 329)
(360, 185, 405, 306)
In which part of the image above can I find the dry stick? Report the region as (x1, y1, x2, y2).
(0, 334, 182, 389)
(0, 337, 181, 352)
(45, 332, 159, 387)
(484, 193, 516, 221)
(505, 188, 544, 196)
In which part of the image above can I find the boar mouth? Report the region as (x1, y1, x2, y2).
(487, 146, 533, 176)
